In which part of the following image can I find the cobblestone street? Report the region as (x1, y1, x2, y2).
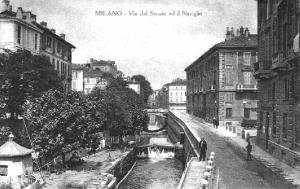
(173, 110, 298, 189)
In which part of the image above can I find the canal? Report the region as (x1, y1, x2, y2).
(117, 122, 183, 189)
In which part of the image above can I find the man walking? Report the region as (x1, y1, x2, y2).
(246, 142, 252, 160)
(213, 117, 219, 129)
(199, 137, 207, 161)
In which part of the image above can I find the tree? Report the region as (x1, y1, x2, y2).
(0, 49, 63, 119)
(23, 90, 106, 162)
(131, 75, 153, 105)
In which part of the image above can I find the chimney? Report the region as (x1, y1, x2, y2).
(240, 26, 244, 36)
(16, 7, 23, 19)
(245, 27, 250, 37)
(60, 33, 65, 39)
(8, 4, 11, 11)
(0, 0, 9, 13)
(230, 27, 234, 37)
(225, 27, 230, 40)
(24, 11, 32, 22)
(40, 21, 47, 28)
(30, 14, 36, 22)
(236, 29, 240, 37)
(50, 29, 56, 34)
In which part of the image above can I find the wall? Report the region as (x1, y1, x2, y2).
(107, 149, 136, 184)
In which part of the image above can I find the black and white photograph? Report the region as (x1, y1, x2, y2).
(0, 0, 299, 188)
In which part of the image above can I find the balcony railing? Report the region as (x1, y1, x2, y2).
(236, 84, 257, 91)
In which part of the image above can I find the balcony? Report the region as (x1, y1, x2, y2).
(271, 53, 288, 72)
(253, 61, 271, 80)
(236, 84, 257, 92)
(208, 85, 216, 92)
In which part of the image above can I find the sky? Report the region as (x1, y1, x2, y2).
(10, 0, 257, 89)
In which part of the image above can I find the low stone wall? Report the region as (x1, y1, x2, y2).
(107, 149, 136, 185)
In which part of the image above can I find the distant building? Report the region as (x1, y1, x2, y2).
(0, 1, 76, 92)
(166, 79, 187, 110)
(255, 0, 300, 165)
(185, 27, 258, 135)
(72, 59, 122, 94)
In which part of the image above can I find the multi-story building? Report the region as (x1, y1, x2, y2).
(72, 59, 122, 94)
(0, 1, 41, 54)
(167, 79, 187, 110)
(255, 0, 300, 165)
(185, 27, 258, 135)
(0, 1, 75, 92)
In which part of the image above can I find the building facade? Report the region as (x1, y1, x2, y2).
(0, 0, 75, 92)
(167, 79, 187, 110)
(0, 2, 42, 54)
(72, 59, 122, 94)
(255, 0, 300, 165)
(185, 27, 258, 135)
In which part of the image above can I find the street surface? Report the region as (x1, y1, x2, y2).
(174, 111, 291, 189)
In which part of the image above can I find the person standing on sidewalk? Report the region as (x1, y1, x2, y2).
(245, 141, 252, 160)
(213, 117, 219, 129)
(199, 137, 207, 161)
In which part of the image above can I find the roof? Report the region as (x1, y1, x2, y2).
(185, 34, 257, 71)
(0, 140, 33, 157)
(84, 69, 104, 78)
(165, 79, 187, 86)
(0, 12, 42, 32)
(34, 23, 76, 48)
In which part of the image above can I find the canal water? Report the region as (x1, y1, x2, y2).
(118, 124, 183, 189)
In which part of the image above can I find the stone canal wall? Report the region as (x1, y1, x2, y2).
(107, 149, 136, 188)
(167, 111, 200, 166)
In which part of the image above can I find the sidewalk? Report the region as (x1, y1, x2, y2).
(172, 110, 300, 188)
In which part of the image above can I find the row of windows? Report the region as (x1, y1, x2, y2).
(17, 25, 38, 51)
(48, 57, 70, 77)
(42, 35, 72, 61)
(259, 111, 299, 144)
(169, 98, 185, 103)
(170, 92, 184, 96)
(260, 76, 295, 101)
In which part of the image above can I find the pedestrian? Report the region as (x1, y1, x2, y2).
(213, 117, 219, 129)
(215, 117, 219, 129)
(245, 142, 252, 160)
(212, 117, 216, 128)
(199, 137, 207, 161)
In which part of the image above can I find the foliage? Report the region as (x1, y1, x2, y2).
(0, 126, 11, 146)
(22, 76, 149, 162)
(23, 90, 106, 159)
(0, 49, 63, 119)
(131, 75, 153, 105)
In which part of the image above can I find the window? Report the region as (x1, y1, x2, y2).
(34, 33, 37, 50)
(226, 108, 232, 118)
(53, 39, 56, 52)
(243, 72, 251, 85)
(57, 42, 61, 53)
(17, 25, 21, 44)
(244, 108, 250, 119)
(170, 92, 172, 96)
(225, 93, 233, 103)
(284, 79, 290, 100)
(62, 45, 66, 57)
(46, 36, 52, 48)
(243, 52, 251, 66)
(86, 78, 90, 83)
(272, 112, 277, 135)
(52, 58, 55, 66)
(0, 165, 8, 176)
(282, 113, 287, 139)
(41, 35, 46, 50)
(225, 70, 233, 86)
(56, 60, 60, 71)
(272, 82, 276, 100)
(72, 82, 76, 91)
